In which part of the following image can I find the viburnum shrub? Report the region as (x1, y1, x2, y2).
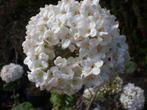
(22, 0, 129, 95)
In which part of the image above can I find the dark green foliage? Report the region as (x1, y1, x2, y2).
(50, 92, 75, 110)
(3, 80, 21, 91)
(11, 102, 34, 110)
(50, 92, 64, 107)
(126, 61, 137, 74)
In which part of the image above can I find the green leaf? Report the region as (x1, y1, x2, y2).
(50, 92, 64, 107)
(126, 61, 137, 74)
(11, 102, 34, 110)
(50, 92, 75, 110)
(65, 96, 75, 106)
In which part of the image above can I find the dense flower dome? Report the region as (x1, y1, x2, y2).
(0, 63, 24, 83)
(120, 83, 145, 110)
(22, 0, 129, 95)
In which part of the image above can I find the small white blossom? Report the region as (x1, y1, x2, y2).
(82, 57, 103, 77)
(83, 87, 96, 100)
(120, 83, 145, 110)
(0, 63, 24, 83)
(54, 56, 67, 67)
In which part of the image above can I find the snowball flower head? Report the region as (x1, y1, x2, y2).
(120, 83, 145, 110)
(0, 63, 24, 83)
(22, 0, 129, 95)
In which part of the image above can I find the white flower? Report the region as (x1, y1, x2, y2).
(0, 63, 24, 83)
(82, 57, 103, 77)
(22, 0, 129, 95)
(50, 66, 74, 79)
(120, 83, 145, 110)
(83, 87, 96, 100)
(62, 39, 71, 49)
(38, 53, 49, 61)
(28, 68, 46, 87)
(54, 56, 67, 67)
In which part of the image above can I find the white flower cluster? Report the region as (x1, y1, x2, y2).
(0, 63, 24, 83)
(120, 83, 145, 110)
(22, 0, 129, 95)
